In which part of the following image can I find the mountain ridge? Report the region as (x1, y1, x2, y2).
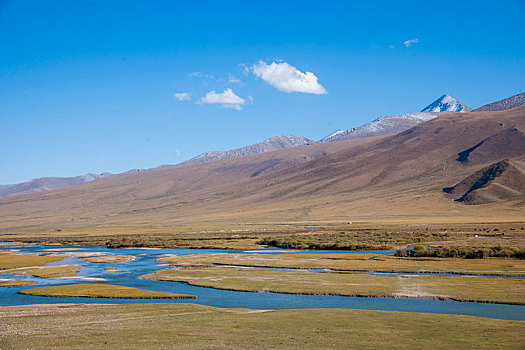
(0, 104, 523, 231)
(183, 135, 318, 165)
(321, 94, 469, 143)
(0, 173, 112, 198)
(475, 92, 525, 112)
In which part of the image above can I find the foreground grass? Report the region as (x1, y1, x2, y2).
(158, 253, 525, 276)
(0, 303, 523, 349)
(1, 265, 82, 278)
(82, 255, 135, 263)
(0, 254, 63, 270)
(145, 267, 525, 304)
(19, 283, 197, 299)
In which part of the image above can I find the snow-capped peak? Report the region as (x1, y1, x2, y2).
(421, 94, 472, 113)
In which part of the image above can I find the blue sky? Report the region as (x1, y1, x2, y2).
(1, 0, 524, 184)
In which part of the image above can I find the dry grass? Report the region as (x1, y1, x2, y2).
(4, 222, 525, 252)
(82, 255, 135, 263)
(19, 283, 196, 299)
(1, 265, 82, 278)
(1, 303, 523, 349)
(158, 253, 525, 276)
(0, 254, 63, 270)
(0, 279, 36, 287)
(145, 266, 525, 304)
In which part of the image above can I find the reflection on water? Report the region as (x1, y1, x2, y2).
(1, 243, 524, 321)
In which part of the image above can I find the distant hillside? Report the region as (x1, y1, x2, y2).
(475, 92, 525, 112)
(0, 104, 523, 231)
(0, 173, 111, 198)
(184, 135, 318, 165)
(444, 159, 525, 205)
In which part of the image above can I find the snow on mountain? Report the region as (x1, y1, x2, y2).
(475, 92, 525, 112)
(321, 95, 470, 143)
(421, 94, 472, 113)
(349, 112, 440, 137)
(185, 135, 318, 164)
(320, 128, 357, 143)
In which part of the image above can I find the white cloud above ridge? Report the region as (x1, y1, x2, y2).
(403, 38, 419, 47)
(251, 61, 327, 94)
(174, 92, 191, 101)
(198, 88, 245, 110)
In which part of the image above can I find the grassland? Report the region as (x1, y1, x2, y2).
(0, 254, 63, 269)
(1, 265, 82, 278)
(1, 303, 524, 349)
(4, 222, 525, 251)
(0, 279, 36, 287)
(158, 253, 525, 276)
(82, 255, 135, 263)
(19, 283, 197, 299)
(145, 266, 525, 304)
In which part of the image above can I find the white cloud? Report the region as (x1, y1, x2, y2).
(388, 44, 395, 49)
(189, 72, 214, 79)
(174, 92, 191, 101)
(198, 88, 245, 110)
(403, 38, 419, 47)
(238, 63, 250, 75)
(228, 74, 241, 83)
(251, 60, 327, 94)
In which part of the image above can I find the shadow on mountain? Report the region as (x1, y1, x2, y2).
(456, 127, 525, 165)
(444, 159, 525, 204)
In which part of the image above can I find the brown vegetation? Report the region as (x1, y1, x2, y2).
(19, 283, 196, 299)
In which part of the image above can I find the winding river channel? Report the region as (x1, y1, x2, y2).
(1, 243, 524, 321)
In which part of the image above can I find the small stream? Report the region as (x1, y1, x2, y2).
(1, 243, 524, 321)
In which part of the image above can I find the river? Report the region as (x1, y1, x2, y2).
(1, 243, 524, 321)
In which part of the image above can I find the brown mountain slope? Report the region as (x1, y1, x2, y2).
(0, 106, 523, 231)
(231, 106, 525, 200)
(455, 127, 525, 165)
(443, 159, 525, 205)
(0, 173, 111, 198)
(475, 92, 525, 112)
(0, 136, 382, 231)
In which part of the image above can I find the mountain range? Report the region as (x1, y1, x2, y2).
(0, 173, 111, 198)
(320, 94, 470, 143)
(0, 94, 474, 199)
(0, 92, 523, 232)
(183, 135, 318, 165)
